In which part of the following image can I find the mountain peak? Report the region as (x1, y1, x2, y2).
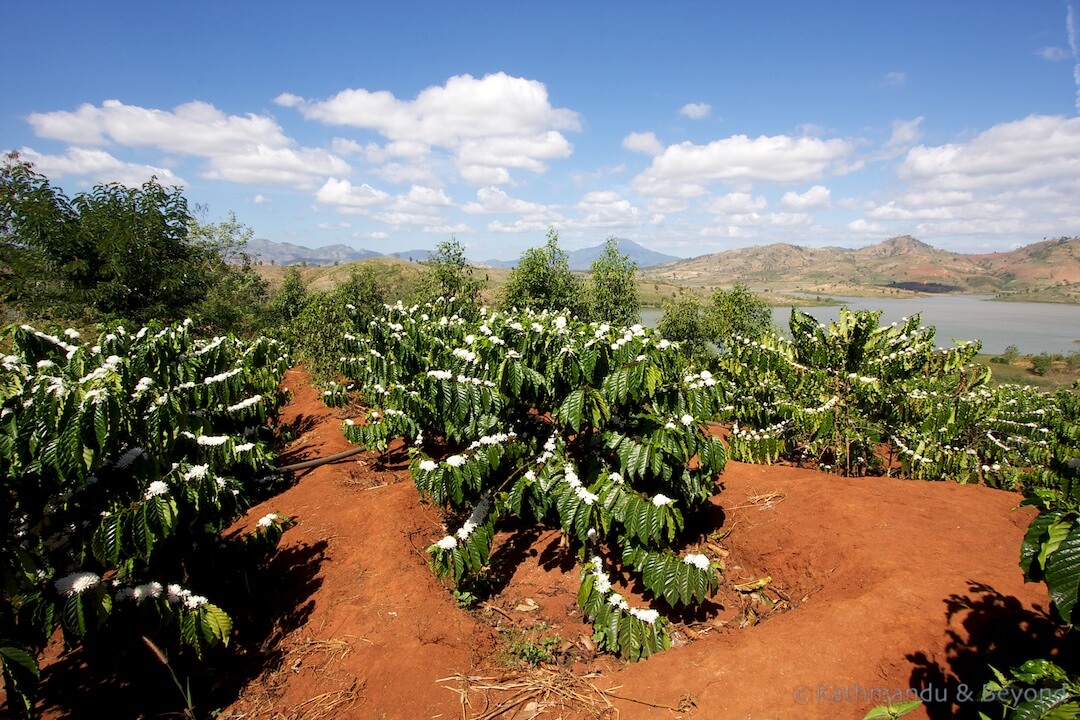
(856, 235, 935, 258)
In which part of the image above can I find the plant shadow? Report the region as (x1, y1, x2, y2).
(906, 581, 1077, 720)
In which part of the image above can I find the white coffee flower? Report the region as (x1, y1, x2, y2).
(682, 553, 711, 570)
(55, 571, 100, 596)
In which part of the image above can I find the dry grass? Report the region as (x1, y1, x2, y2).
(220, 637, 362, 720)
(437, 666, 694, 719)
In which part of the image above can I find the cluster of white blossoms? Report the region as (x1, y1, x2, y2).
(133, 376, 155, 397)
(434, 495, 492, 551)
(563, 466, 598, 505)
(682, 553, 711, 571)
(651, 493, 674, 508)
(144, 480, 170, 500)
(890, 435, 938, 464)
(456, 495, 491, 540)
(227, 395, 263, 413)
(167, 583, 208, 609)
(115, 580, 163, 603)
(54, 571, 101, 596)
(445, 454, 467, 468)
(183, 464, 209, 482)
(203, 367, 242, 385)
(535, 435, 559, 465)
(193, 335, 226, 357)
(427, 369, 453, 380)
(452, 347, 479, 364)
(609, 324, 647, 351)
(587, 556, 660, 624)
(257, 512, 282, 528)
(800, 395, 840, 416)
(21, 325, 79, 358)
(196, 434, 232, 447)
(683, 369, 717, 390)
(730, 419, 789, 443)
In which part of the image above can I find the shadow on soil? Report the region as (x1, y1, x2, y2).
(35, 539, 329, 719)
(907, 581, 1077, 720)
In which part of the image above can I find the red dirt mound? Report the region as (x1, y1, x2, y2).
(30, 367, 1053, 720)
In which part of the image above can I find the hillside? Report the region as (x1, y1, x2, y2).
(246, 238, 379, 265)
(642, 236, 1080, 301)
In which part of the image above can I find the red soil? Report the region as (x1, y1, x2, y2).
(32, 367, 1061, 719)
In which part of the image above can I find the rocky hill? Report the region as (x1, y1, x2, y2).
(641, 236, 1080, 301)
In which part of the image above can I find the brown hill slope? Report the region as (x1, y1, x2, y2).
(643, 235, 1080, 301)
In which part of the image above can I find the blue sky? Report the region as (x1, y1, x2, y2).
(3, 1, 1078, 260)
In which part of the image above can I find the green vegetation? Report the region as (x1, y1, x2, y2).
(587, 237, 640, 326)
(0, 322, 293, 717)
(339, 299, 726, 661)
(981, 351, 1080, 391)
(500, 229, 586, 316)
(1, 154, 269, 334)
(656, 284, 774, 357)
(414, 237, 484, 314)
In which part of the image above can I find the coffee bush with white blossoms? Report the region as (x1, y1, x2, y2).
(0, 322, 292, 718)
(339, 299, 726, 662)
(714, 307, 1077, 489)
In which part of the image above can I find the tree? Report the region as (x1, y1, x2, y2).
(587, 237, 639, 325)
(287, 265, 386, 380)
(187, 212, 271, 336)
(417, 237, 483, 313)
(270, 267, 308, 326)
(1, 153, 214, 322)
(500, 228, 586, 316)
(706, 284, 773, 349)
(658, 297, 711, 357)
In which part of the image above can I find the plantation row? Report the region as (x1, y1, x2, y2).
(1, 322, 292, 717)
(333, 299, 1080, 667)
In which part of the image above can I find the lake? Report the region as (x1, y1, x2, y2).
(640, 296, 1080, 355)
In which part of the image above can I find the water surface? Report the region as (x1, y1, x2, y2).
(640, 296, 1080, 355)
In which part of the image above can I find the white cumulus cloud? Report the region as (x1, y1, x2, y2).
(315, 178, 390, 212)
(463, 187, 549, 215)
(679, 103, 711, 119)
(780, 185, 831, 211)
(280, 72, 580, 186)
(633, 133, 851, 199)
(26, 99, 348, 188)
(900, 114, 1080, 190)
(16, 147, 185, 187)
(702, 192, 767, 214)
(622, 131, 664, 156)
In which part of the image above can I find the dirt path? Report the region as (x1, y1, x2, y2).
(219, 367, 1053, 720)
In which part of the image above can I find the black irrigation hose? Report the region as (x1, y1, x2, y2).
(276, 445, 366, 472)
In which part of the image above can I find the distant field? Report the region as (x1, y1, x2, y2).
(976, 353, 1080, 391)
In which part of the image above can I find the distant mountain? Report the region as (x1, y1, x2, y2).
(479, 238, 680, 271)
(566, 239, 681, 271)
(641, 235, 1080, 301)
(385, 249, 433, 263)
(246, 238, 380, 266)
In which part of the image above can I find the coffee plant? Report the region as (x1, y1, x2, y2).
(0, 321, 292, 717)
(709, 308, 1070, 487)
(338, 299, 726, 661)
